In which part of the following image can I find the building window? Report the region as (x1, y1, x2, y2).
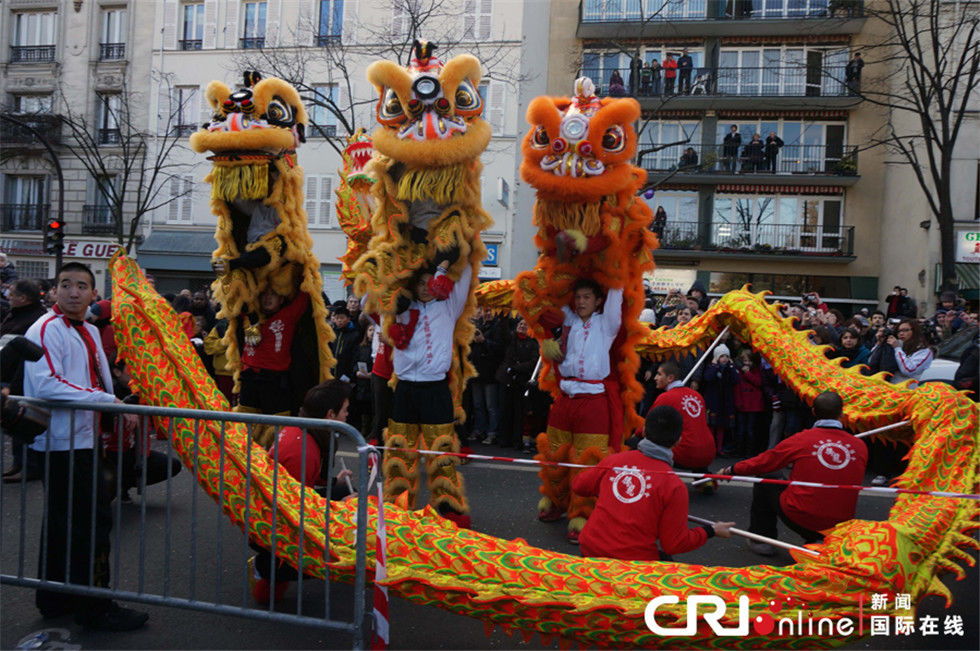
(463, 0, 492, 40)
(97, 94, 122, 145)
(83, 177, 117, 235)
(305, 175, 335, 228)
(12, 94, 53, 114)
(308, 84, 339, 137)
(1, 175, 48, 232)
(317, 0, 343, 44)
(638, 120, 702, 169)
(100, 8, 127, 60)
(17, 260, 50, 281)
(167, 175, 194, 222)
(172, 86, 201, 136)
(181, 3, 205, 50)
(643, 190, 699, 243)
(10, 11, 56, 63)
(712, 194, 845, 253)
(241, 1, 267, 49)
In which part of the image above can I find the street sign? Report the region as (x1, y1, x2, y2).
(484, 243, 499, 266)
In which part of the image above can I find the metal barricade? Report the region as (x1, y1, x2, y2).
(1, 398, 373, 649)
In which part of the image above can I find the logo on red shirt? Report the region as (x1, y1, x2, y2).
(609, 465, 651, 504)
(812, 439, 856, 470)
(680, 394, 703, 418)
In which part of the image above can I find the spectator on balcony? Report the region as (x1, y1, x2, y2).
(628, 56, 643, 96)
(723, 125, 741, 173)
(678, 147, 699, 170)
(663, 54, 678, 95)
(677, 50, 694, 95)
(652, 206, 667, 238)
(845, 52, 864, 95)
(764, 131, 784, 173)
(608, 70, 626, 97)
(648, 59, 662, 96)
(741, 133, 765, 172)
(640, 60, 653, 95)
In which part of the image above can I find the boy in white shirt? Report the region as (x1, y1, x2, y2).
(537, 278, 623, 543)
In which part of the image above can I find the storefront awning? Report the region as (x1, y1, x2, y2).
(937, 262, 980, 300)
(136, 229, 215, 272)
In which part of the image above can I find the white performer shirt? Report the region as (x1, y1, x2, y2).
(392, 264, 472, 383)
(557, 288, 623, 396)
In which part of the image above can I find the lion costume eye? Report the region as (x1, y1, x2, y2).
(264, 97, 295, 127)
(453, 80, 483, 117)
(378, 88, 406, 124)
(531, 126, 550, 149)
(601, 125, 626, 153)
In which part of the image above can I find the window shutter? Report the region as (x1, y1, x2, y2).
(163, 0, 178, 50)
(322, 176, 334, 227)
(297, 0, 312, 45)
(391, 4, 406, 40)
(463, 0, 476, 39)
(266, 0, 281, 46)
(181, 176, 193, 221)
(203, 0, 218, 48)
(306, 175, 320, 226)
(168, 177, 181, 221)
(479, 0, 492, 40)
(225, 0, 240, 47)
(489, 82, 505, 136)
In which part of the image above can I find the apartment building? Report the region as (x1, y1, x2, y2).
(133, 0, 545, 298)
(550, 0, 978, 313)
(1, 0, 155, 295)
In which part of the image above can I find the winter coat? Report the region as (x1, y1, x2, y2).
(733, 366, 765, 412)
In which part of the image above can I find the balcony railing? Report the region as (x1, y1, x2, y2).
(179, 39, 203, 51)
(580, 0, 863, 22)
(0, 114, 62, 147)
(641, 143, 857, 176)
(98, 128, 122, 145)
(100, 42, 126, 60)
(240, 36, 265, 49)
(83, 205, 117, 235)
(10, 45, 55, 63)
(593, 65, 853, 99)
(1, 204, 49, 232)
(658, 219, 854, 256)
(171, 124, 200, 137)
(316, 34, 341, 46)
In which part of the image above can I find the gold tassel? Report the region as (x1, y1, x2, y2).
(396, 164, 469, 205)
(209, 163, 269, 202)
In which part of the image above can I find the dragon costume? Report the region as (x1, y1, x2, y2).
(111, 249, 978, 648)
(189, 72, 335, 445)
(512, 78, 657, 537)
(349, 41, 492, 518)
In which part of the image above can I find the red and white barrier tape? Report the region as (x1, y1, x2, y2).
(369, 450, 389, 650)
(358, 445, 979, 501)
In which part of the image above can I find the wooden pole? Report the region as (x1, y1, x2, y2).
(687, 514, 820, 557)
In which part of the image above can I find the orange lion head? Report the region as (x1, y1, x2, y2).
(521, 77, 643, 202)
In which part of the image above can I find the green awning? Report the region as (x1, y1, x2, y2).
(937, 262, 980, 299)
(137, 229, 216, 272)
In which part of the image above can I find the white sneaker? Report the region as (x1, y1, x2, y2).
(747, 540, 776, 557)
(481, 434, 496, 445)
(871, 475, 888, 486)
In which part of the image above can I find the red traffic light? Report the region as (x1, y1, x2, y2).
(47, 219, 63, 230)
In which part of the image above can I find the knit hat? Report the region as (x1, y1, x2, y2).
(712, 343, 730, 362)
(638, 308, 656, 324)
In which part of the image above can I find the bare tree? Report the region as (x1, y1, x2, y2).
(857, 0, 979, 291)
(57, 74, 193, 253)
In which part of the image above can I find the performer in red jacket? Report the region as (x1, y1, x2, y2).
(650, 361, 715, 473)
(720, 391, 867, 556)
(573, 406, 733, 561)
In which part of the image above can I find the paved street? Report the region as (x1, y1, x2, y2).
(2, 436, 977, 650)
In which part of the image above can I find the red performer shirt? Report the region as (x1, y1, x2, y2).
(242, 292, 310, 372)
(652, 383, 715, 469)
(733, 424, 868, 532)
(272, 425, 324, 487)
(573, 449, 708, 561)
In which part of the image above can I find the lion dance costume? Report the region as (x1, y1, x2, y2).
(189, 71, 335, 446)
(351, 41, 492, 521)
(336, 128, 377, 284)
(514, 78, 656, 538)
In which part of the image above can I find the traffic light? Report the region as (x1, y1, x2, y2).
(44, 218, 65, 254)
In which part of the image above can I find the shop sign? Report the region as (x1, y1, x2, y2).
(955, 230, 980, 264)
(1, 239, 122, 259)
(643, 268, 697, 294)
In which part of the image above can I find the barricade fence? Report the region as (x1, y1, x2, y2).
(0, 398, 373, 649)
